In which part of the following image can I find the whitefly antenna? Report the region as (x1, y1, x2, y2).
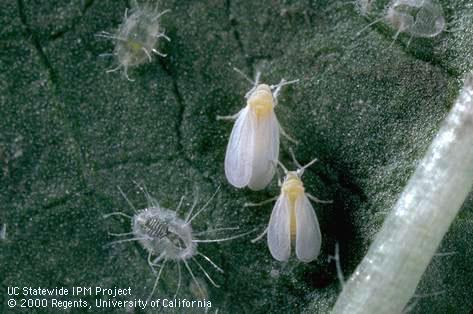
(289, 147, 302, 168)
(233, 67, 254, 85)
(297, 157, 318, 177)
(270, 78, 299, 99)
(233, 67, 263, 98)
(276, 160, 289, 174)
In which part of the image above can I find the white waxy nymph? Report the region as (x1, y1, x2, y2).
(357, 0, 445, 46)
(104, 184, 255, 301)
(248, 154, 332, 262)
(218, 69, 298, 191)
(96, 1, 170, 81)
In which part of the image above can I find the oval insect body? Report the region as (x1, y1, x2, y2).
(389, 0, 445, 38)
(248, 84, 275, 118)
(97, 2, 170, 81)
(224, 85, 280, 191)
(133, 206, 196, 261)
(357, 0, 445, 46)
(105, 185, 255, 301)
(248, 154, 331, 263)
(219, 69, 298, 191)
(268, 171, 321, 262)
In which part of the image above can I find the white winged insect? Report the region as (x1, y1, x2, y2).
(104, 184, 255, 301)
(218, 68, 299, 191)
(247, 153, 332, 262)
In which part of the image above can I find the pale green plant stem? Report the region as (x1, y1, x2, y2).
(332, 73, 473, 314)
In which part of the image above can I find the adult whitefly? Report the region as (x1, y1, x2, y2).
(97, 1, 170, 81)
(247, 152, 332, 263)
(218, 68, 299, 191)
(104, 184, 255, 301)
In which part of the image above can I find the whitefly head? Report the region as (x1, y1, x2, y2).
(247, 84, 275, 118)
(281, 171, 305, 200)
(235, 67, 299, 112)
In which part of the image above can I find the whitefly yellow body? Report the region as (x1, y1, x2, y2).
(268, 171, 322, 262)
(248, 156, 331, 262)
(220, 70, 298, 191)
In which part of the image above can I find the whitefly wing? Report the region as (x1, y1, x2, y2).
(295, 194, 322, 262)
(224, 107, 256, 188)
(267, 193, 291, 262)
(248, 111, 280, 191)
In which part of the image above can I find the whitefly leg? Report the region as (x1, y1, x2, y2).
(244, 196, 278, 207)
(280, 125, 298, 144)
(251, 226, 268, 243)
(216, 111, 241, 121)
(233, 67, 254, 85)
(307, 193, 333, 204)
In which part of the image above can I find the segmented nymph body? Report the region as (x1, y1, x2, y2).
(105, 185, 254, 301)
(133, 206, 196, 262)
(97, 1, 170, 81)
(248, 155, 332, 263)
(218, 69, 299, 191)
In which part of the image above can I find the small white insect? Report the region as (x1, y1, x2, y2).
(104, 184, 254, 301)
(247, 153, 332, 262)
(357, 0, 446, 46)
(218, 68, 299, 191)
(96, 1, 170, 81)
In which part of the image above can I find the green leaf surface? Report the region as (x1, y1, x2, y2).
(1, 0, 472, 313)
